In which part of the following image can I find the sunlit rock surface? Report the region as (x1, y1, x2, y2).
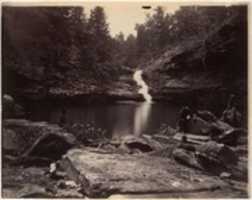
(59, 148, 235, 198)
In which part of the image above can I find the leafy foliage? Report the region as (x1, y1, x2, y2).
(2, 6, 118, 95)
(133, 6, 247, 66)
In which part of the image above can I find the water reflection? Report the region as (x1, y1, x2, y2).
(133, 70, 153, 136)
(28, 101, 179, 138)
(134, 102, 152, 136)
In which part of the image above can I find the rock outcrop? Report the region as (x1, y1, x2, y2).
(2, 166, 84, 198)
(59, 147, 231, 198)
(144, 12, 247, 114)
(3, 119, 77, 165)
(2, 94, 25, 118)
(2, 117, 248, 198)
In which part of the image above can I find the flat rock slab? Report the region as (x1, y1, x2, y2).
(60, 148, 229, 198)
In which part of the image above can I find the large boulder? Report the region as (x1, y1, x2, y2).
(172, 148, 200, 170)
(195, 141, 247, 181)
(185, 114, 232, 135)
(2, 94, 25, 118)
(59, 148, 228, 198)
(216, 128, 246, 146)
(2, 165, 84, 198)
(115, 135, 163, 153)
(175, 107, 232, 137)
(172, 141, 243, 179)
(2, 166, 56, 198)
(196, 141, 238, 167)
(2, 119, 77, 165)
(221, 107, 242, 127)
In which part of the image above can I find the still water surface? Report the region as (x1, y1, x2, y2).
(29, 101, 180, 138)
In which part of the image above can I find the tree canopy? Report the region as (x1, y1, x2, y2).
(2, 5, 247, 94)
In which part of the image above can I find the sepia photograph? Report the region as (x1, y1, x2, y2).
(1, 1, 249, 198)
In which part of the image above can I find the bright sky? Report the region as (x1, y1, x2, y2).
(82, 2, 181, 37)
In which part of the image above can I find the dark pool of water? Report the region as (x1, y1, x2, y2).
(28, 101, 181, 138)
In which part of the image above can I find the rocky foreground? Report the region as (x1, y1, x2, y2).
(2, 115, 248, 198)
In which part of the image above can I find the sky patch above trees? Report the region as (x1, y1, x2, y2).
(82, 2, 180, 37)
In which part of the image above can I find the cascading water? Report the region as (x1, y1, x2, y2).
(133, 70, 152, 103)
(133, 70, 152, 135)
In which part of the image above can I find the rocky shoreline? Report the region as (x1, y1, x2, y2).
(2, 108, 248, 198)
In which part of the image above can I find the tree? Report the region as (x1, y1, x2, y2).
(88, 6, 112, 63)
(66, 7, 89, 68)
(114, 32, 125, 44)
(124, 34, 138, 67)
(135, 24, 148, 55)
(150, 6, 166, 50)
(133, 5, 237, 65)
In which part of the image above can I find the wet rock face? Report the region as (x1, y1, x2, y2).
(2, 119, 77, 165)
(145, 13, 247, 112)
(59, 148, 228, 198)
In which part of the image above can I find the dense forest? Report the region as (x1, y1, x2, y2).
(3, 6, 120, 98)
(115, 6, 246, 67)
(2, 5, 247, 107)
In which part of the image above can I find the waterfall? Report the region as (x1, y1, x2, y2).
(133, 70, 152, 103)
(133, 70, 152, 135)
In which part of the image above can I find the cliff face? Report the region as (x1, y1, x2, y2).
(144, 11, 247, 113)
